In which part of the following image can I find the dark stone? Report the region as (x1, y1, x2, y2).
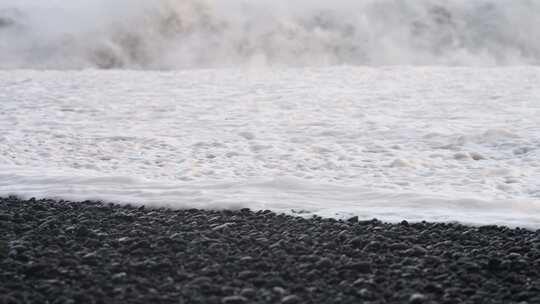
(348, 237, 364, 248)
(281, 295, 301, 304)
(409, 293, 427, 304)
(424, 283, 443, 294)
(74, 226, 94, 238)
(389, 242, 409, 250)
(356, 288, 375, 299)
(23, 263, 49, 277)
(315, 257, 333, 269)
(237, 270, 257, 279)
(486, 258, 502, 271)
(239, 288, 256, 298)
(402, 245, 427, 257)
(0, 240, 7, 258)
(347, 216, 359, 223)
(344, 262, 372, 273)
(352, 277, 375, 287)
(221, 295, 248, 304)
(363, 241, 382, 252)
(0, 212, 13, 221)
(0, 294, 21, 304)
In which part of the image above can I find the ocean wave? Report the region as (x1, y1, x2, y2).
(1, 0, 539, 69)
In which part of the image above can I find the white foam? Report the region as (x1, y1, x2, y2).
(1, 67, 540, 227)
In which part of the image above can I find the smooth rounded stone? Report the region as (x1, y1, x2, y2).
(389, 242, 409, 251)
(272, 287, 286, 295)
(363, 241, 383, 252)
(239, 288, 256, 298)
(352, 277, 375, 287)
(74, 226, 95, 238)
(486, 258, 502, 271)
(346, 216, 359, 223)
(237, 270, 257, 279)
(337, 230, 350, 241)
(221, 295, 248, 304)
(343, 262, 372, 273)
(348, 237, 364, 248)
(0, 212, 13, 221)
(423, 255, 442, 265)
(189, 276, 213, 286)
(111, 272, 127, 281)
(315, 257, 333, 269)
(462, 261, 481, 272)
(281, 294, 301, 304)
(409, 293, 428, 304)
(423, 283, 443, 294)
(402, 245, 428, 257)
(356, 288, 375, 300)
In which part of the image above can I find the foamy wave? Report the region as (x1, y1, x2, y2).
(1, 0, 540, 69)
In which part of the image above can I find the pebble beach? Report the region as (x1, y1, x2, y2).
(2, 197, 539, 303)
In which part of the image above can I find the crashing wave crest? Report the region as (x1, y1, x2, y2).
(1, 0, 539, 69)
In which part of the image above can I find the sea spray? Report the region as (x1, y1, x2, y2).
(1, 0, 539, 69)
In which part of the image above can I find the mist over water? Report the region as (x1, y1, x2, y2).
(1, 0, 539, 69)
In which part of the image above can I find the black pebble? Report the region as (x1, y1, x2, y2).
(0, 197, 539, 304)
(221, 295, 248, 304)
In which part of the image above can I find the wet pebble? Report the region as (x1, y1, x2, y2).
(0, 197, 538, 304)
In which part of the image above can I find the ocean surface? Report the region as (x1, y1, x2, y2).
(1, 1, 540, 227)
(1, 67, 540, 227)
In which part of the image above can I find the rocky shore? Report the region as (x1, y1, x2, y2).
(1, 196, 539, 303)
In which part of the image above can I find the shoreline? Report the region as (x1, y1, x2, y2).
(1, 196, 539, 303)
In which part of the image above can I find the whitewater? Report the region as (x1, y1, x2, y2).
(1, 0, 540, 228)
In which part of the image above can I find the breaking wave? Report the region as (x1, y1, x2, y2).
(1, 0, 539, 69)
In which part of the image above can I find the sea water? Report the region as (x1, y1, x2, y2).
(1, 1, 539, 227)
